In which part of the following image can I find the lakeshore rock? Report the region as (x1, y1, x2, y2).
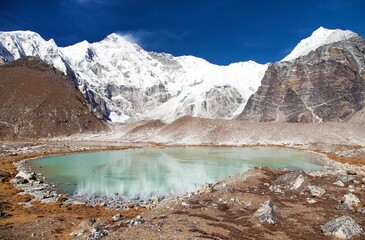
(321, 215, 363, 239)
(15, 171, 29, 180)
(337, 175, 355, 183)
(200, 183, 215, 193)
(112, 213, 121, 221)
(254, 200, 277, 224)
(70, 229, 85, 237)
(341, 193, 360, 210)
(308, 185, 326, 197)
(270, 172, 309, 192)
(333, 180, 345, 187)
(86, 229, 108, 240)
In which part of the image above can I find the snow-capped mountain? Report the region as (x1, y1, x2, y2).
(0, 27, 360, 123)
(240, 28, 365, 123)
(282, 26, 358, 61)
(0, 30, 68, 73)
(0, 30, 267, 122)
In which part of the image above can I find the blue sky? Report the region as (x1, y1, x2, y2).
(1, 0, 364, 65)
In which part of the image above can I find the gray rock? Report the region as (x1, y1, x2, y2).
(337, 175, 355, 183)
(341, 193, 360, 210)
(14, 177, 29, 184)
(306, 198, 317, 204)
(347, 185, 355, 193)
(27, 172, 37, 180)
(270, 172, 308, 192)
(321, 215, 363, 239)
(333, 180, 345, 187)
(362, 177, 365, 184)
(112, 213, 121, 221)
(200, 183, 214, 193)
(86, 229, 108, 240)
(15, 171, 28, 180)
(15, 171, 36, 181)
(70, 229, 85, 237)
(308, 185, 326, 197)
(254, 200, 277, 224)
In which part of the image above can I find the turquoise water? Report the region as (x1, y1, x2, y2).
(31, 147, 323, 199)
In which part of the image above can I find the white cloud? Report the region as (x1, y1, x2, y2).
(116, 29, 190, 49)
(115, 30, 150, 46)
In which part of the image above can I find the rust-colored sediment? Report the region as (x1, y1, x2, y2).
(0, 145, 143, 240)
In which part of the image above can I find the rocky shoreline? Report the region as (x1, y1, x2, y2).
(10, 146, 364, 210)
(1, 141, 365, 239)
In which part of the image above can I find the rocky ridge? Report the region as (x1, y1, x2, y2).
(0, 57, 106, 138)
(238, 34, 365, 122)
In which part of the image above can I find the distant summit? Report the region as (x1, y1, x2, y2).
(282, 27, 358, 61)
(240, 31, 365, 123)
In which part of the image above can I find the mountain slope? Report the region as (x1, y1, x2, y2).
(0, 31, 267, 123)
(238, 33, 365, 123)
(0, 57, 106, 138)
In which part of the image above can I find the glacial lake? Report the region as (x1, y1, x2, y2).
(30, 147, 323, 199)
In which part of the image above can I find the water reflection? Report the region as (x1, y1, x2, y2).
(32, 147, 323, 199)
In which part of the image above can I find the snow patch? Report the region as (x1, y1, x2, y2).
(282, 27, 358, 61)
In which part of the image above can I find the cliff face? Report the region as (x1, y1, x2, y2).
(0, 57, 106, 139)
(238, 36, 365, 123)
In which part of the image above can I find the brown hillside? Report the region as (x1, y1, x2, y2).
(0, 57, 106, 139)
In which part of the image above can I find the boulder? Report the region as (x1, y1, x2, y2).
(270, 172, 309, 192)
(15, 171, 29, 180)
(27, 172, 37, 180)
(333, 180, 345, 187)
(341, 193, 360, 210)
(86, 229, 108, 240)
(15, 171, 36, 181)
(254, 200, 277, 224)
(308, 185, 326, 197)
(337, 175, 355, 183)
(70, 229, 85, 237)
(321, 215, 363, 239)
(112, 213, 121, 221)
(200, 183, 214, 193)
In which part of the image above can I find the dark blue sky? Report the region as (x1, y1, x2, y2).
(1, 0, 364, 65)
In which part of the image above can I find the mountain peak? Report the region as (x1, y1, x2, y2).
(104, 33, 132, 43)
(281, 27, 358, 62)
(60, 40, 90, 63)
(0, 30, 38, 35)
